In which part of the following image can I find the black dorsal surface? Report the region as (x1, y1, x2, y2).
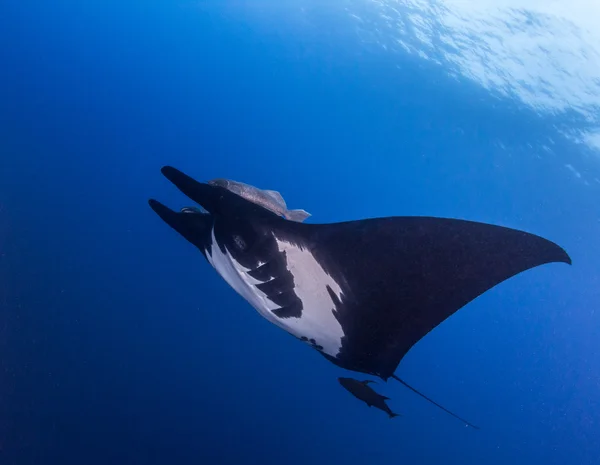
(149, 166, 572, 381)
(283, 216, 571, 379)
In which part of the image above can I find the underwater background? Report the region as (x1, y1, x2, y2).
(1, 1, 600, 464)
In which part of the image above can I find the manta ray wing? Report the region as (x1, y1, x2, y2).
(269, 216, 571, 379)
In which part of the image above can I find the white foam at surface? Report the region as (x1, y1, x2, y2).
(348, 0, 600, 151)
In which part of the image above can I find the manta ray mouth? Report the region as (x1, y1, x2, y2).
(159, 166, 221, 214)
(180, 206, 208, 215)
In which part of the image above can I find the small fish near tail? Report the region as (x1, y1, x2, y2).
(380, 394, 400, 418)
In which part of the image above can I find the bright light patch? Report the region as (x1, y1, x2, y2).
(349, 0, 600, 151)
(584, 131, 600, 152)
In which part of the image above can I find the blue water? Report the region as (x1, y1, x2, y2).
(1, 1, 599, 464)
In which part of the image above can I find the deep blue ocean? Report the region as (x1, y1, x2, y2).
(1, 1, 600, 464)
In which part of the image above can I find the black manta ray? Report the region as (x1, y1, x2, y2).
(149, 166, 571, 428)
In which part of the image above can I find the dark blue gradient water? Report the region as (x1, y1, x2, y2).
(1, 1, 599, 464)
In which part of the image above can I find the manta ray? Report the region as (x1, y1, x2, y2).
(148, 166, 571, 428)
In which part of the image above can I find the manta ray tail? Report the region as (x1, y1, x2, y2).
(391, 374, 480, 429)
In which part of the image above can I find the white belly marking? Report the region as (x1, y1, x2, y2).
(206, 228, 346, 356)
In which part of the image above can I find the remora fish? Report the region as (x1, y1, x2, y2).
(149, 166, 571, 429)
(338, 377, 400, 418)
(207, 178, 311, 223)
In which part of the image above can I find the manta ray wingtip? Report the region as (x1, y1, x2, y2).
(541, 236, 571, 265)
(553, 247, 572, 266)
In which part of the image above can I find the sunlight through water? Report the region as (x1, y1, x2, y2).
(347, 0, 600, 154)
